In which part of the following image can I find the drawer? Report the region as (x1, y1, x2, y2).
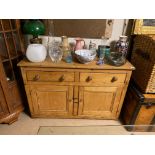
(80, 72, 126, 84)
(26, 71, 74, 82)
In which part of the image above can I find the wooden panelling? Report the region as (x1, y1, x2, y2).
(44, 19, 113, 38)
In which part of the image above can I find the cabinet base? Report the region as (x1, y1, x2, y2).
(0, 106, 24, 124)
(30, 113, 117, 120)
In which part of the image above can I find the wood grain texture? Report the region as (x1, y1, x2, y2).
(25, 85, 73, 117)
(0, 20, 24, 124)
(44, 19, 113, 38)
(0, 83, 8, 117)
(18, 57, 135, 70)
(19, 58, 134, 119)
(0, 106, 24, 124)
(78, 86, 122, 119)
(115, 71, 132, 118)
(135, 105, 155, 125)
(73, 72, 79, 116)
(121, 84, 155, 131)
(26, 70, 74, 82)
(80, 72, 126, 84)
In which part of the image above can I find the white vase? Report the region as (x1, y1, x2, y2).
(26, 44, 47, 62)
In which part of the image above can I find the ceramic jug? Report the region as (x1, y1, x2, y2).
(75, 38, 85, 51)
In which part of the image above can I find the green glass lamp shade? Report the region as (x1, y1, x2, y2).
(23, 20, 45, 37)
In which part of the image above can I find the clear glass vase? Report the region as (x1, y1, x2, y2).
(49, 41, 63, 63)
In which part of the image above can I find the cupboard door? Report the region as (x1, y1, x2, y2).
(25, 85, 73, 117)
(78, 86, 123, 119)
(0, 83, 8, 117)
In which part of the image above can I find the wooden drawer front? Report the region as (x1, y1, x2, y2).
(26, 71, 74, 82)
(80, 72, 126, 84)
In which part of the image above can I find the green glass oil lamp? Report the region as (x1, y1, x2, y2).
(23, 19, 45, 44)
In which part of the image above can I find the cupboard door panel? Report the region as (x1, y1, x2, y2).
(25, 85, 73, 117)
(0, 83, 8, 117)
(78, 86, 123, 119)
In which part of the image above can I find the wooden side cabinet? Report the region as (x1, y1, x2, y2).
(18, 58, 135, 120)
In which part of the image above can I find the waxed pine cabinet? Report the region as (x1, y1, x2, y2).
(18, 57, 134, 119)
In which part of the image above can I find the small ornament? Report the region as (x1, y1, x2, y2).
(96, 58, 104, 65)
(116, 35, 129, 57)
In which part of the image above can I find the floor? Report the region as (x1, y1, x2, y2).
(0, 112, 155, 135)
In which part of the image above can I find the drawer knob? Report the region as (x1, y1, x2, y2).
(111, 76, 118, 82)
(59, 75, 65, 82)
(86, 76, 92, 82)
(33, 74, 40, 81)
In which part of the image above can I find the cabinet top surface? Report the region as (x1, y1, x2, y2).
(18, 57, 135, 70)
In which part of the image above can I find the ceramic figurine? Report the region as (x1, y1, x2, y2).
(96, 58, 104, 65)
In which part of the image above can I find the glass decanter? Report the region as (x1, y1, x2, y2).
(49, 41, 63, 63)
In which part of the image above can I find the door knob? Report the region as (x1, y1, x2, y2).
(68, 99, 72, 102)
(33, 74, 40, 81)
(59, 75, 65, 82)
(86, 76, 92, 82)
(79, 99, 82, 102)
(111, 76, 118, 82)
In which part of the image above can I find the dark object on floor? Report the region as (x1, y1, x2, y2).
(121, 82, 155, 132)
